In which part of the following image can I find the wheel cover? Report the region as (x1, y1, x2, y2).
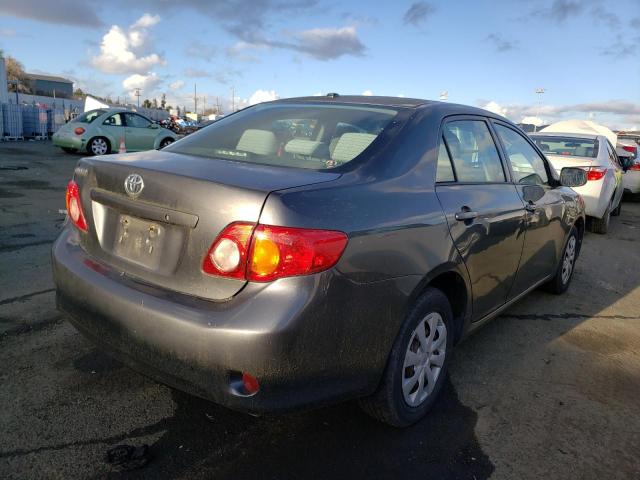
(92, 138, 108, 155)
(561, 236, 576, 284)
(402, 312, 447, 407)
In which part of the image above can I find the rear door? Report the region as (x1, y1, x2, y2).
(492, 122, 567, 298)
(435, 117, 526, 321)
(124, 113, 157, 151)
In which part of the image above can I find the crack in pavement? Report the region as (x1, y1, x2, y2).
(0, 288, 55, 306)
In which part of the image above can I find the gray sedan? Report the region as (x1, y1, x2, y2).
(52, 95, 586, 427)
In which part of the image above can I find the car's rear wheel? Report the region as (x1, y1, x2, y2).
(359, 287, 454, 427)
(159, 138, 174, 149)
(87, 137, 110, 156)
(611, 199, 622, 216)
(61, 147, 77, 154)
(589, 199, 612, 234)
(544, 226, 580, 295)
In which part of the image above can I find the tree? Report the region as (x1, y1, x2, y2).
(160, 93, 166, 109)
(74, 88, 85, 99)
(5, 55, 30, 93)
(153, 98, 158, 109)
(142, 99, 152, 108)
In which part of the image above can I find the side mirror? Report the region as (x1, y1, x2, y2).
(149, 123, 159, 129)
(560, 167, 587, 187)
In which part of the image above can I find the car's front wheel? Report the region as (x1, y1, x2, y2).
(159, 138, 174, 149)
(87, 137, 110, 156)
(359, 287, 454, 427)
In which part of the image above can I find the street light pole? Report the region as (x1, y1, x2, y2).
(534, 88, 545, 132)
(134, 88, 141, 108)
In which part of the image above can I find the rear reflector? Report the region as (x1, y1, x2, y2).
(65, 180, 88, 232)
(202, 223, 348, 282)
(242, 372, 260, 395)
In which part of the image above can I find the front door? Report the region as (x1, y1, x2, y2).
(435, 118, 526, 321)
(491, 122, 567, 298)
(123, 113, 157, 151)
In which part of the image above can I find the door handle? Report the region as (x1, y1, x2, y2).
(455, 210, 478, 221)
(525, 202, 536, 212)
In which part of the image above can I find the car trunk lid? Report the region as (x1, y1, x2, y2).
(73, 149, 340, 301)
(545, 154, 594, 175)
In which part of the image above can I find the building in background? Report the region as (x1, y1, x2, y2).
(24, 73, 73, 98)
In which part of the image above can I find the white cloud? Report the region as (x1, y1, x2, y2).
(131, 13, 160, 29)
(122, 73, 161, 96)
(248, 89, 279, 105)
(169, 80, 185, 91)
(362, 90, 373, 96)
(91, 14, 164, 75)
(481, 100, 508, 117)
(521, 116, 544, 126)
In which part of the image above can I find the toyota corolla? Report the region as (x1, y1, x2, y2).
(52, 96, 587, 427)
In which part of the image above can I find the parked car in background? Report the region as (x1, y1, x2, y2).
(530, 132, 627, 233)
(53, 96, 587, 427)
(53, 108, 178, 155)
(617, 136, 638, 161)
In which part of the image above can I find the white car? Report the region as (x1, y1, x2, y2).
(530, 132, 624, 234)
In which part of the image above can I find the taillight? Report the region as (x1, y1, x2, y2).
(74, 127, 85, 135)
(630, 162, 640, 171)
(65, 180, 87, 231)
(583, 167, 607, 181)
(202, 222, 254, 279)
(622, 145, 637, 154)
(202, 223, 348, 282)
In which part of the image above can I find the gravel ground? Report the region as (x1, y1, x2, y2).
(1, 141, 639, 479)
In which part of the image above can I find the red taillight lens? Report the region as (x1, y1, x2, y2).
(74, 127, 85, 135)
(622, 145, 637, 154)
(202, 223, 348, 282)
(202, 222, 254, 279)
(65, 180, 87, 231)
(242, 372, 260, 395)
(247, 225, 348, 282)
(584, 167, 607, 181)
(630, 162, 640, 171)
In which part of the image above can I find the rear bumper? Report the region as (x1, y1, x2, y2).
(573, 180, 609, 219)
(52, 227, 414, 413)
(623, 171, 640, 194)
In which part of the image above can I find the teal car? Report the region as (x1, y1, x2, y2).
(53, 108, 178, 155)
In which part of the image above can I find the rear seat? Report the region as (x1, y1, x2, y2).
(331, 133, 377, 163)
(236, 129, 278, 155)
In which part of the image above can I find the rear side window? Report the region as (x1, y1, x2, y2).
(436, 140, 455, 182)
(495, 125, 549, 186)
(73, 109, 105, 124)
(103, 113, 123, 126)
(442, 120, 505, 182)
(165, 103, 399, 170)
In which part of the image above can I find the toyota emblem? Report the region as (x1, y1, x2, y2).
(124, 173, 144, 197)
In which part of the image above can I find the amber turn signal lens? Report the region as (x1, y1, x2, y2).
(250, 235, 280, 278)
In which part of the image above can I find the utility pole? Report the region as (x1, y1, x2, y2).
(216, 96, 220, 114)
(194, 83, 197, 116)
(534, 88, 545, 132)
(134, 88, 141, 108)
(203, 95, 206, 116)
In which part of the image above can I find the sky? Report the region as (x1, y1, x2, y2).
(1, 0, 639, 128)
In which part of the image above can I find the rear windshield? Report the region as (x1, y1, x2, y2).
(165, 103, 399, 170)
(73, 109, 106, 124)
(532, 136, 598, 158)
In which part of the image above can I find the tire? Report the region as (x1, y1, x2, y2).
(61, 147, 77, 154)
(611, 199, 621, 217)
(544, 226, 580, 295)
(87, 137, 110, 156)
(588, 197, 612, 234)
(159, 138, 174, 149)
(359, 287, 454, 427)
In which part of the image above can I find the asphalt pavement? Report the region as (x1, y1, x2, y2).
(1, 141, 639, 479)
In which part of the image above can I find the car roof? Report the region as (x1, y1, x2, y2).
(530, 132, 600, 140)
(270, 95, 512, 121)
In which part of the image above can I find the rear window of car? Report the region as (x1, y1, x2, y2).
(73, 109, 106, 124)
(532, 136, 598, 158)
(164, 103, 400, 170)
